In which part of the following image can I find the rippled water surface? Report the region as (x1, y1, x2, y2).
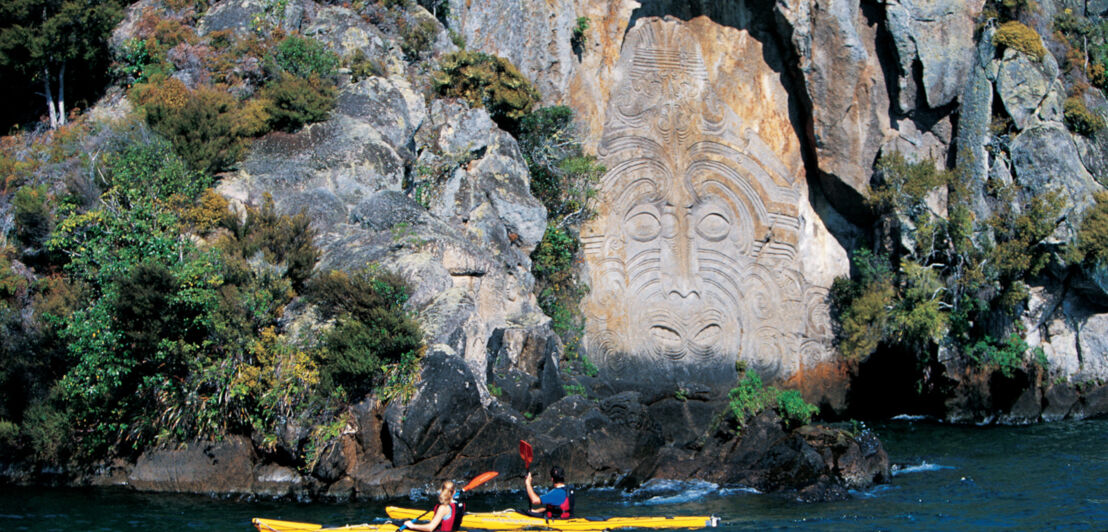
(2, 417, 1107, 530)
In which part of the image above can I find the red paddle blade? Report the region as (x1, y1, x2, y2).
(462, 471, 498, 492)
(519, 439, 533, 467)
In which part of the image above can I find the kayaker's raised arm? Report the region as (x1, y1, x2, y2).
(526, 466, 574, 518)
(525, 471, 541, 506)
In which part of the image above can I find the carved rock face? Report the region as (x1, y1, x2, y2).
(581, 17, 838, 391)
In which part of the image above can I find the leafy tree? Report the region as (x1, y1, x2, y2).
(0, 0, 124, 129)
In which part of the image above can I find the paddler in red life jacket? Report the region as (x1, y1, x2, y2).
(525, 466, 574, 518)
(404, 480, 464, 532)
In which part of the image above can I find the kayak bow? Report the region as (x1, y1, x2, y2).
(252, 517, 401, 532)
(385, 507, 720, 531)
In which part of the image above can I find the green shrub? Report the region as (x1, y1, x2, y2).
(113, 38, 167, 85)
(519, 107, 600, 365)
(431, 50, 540, 133)
(831, 249, 896, 361)
(1076, 191, 1108, 264)
(987, 187, 1064, 282)
(892, 261, 948, 347)
(0, 251, 27, 300)
(260, 73, 336, 132)
(1064, 96, 1106, 136)
(518, 106, 603, 224)
(531, 223, 588, 358)
(21, 402, 69, 463)
(967, 333, 1032, 377)
(273, 35, 339, 79)
(869, 152, 950, 217)
(0, 419, 18, 450)
(221, 195, 320, 290)
(776, 390, 819, 427)
(994, 21, 1047, 60)
(144, 85, 248, 174)
(112, 261, 211, 371)
(531, 223, 577, 282)
(564, 383, 586, 396)
(105, 137, 210, 203)
(727, 373, 819, 430)
(728, 373, 771, 427)
(12, 185, 54, 252)
(571, 16, 589, 51)
(228, 326, 326, 442)
(346, 49, 387, 82)
(305, 268, 423, 401)
(401, 17, 439, 61)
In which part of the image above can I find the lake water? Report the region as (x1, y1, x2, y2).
(2, 417, 1106, 530)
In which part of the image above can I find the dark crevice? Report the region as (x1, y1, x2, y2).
(862, 0, 903, 126)
(844, 345, 950, 420)
(380, 418, 394, 462)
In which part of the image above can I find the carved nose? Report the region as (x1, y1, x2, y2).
(665, 237, 700, 300)
(668, 276, 700, 300)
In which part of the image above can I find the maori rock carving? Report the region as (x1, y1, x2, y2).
(581, 17, 835, 391)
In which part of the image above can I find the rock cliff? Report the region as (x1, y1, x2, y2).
(25, 0, 1108, 504)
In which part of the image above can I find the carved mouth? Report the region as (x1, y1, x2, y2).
(645, 311, 727, 360)
(649, 325, 684, 359)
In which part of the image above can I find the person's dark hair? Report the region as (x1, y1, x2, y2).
(550, 466, 565, 483)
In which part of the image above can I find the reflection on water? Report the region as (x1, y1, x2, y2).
(2, 418, 1107, 530)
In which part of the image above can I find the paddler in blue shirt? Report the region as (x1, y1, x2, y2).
(525, 466, 574, 518)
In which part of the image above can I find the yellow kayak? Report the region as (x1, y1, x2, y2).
(252, 518, 401, 532)
(385, 507, 720, 531)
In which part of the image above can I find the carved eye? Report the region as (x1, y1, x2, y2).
(696, 213, 730, 242)
(650, 326, 683, 350)
(692, 324, 721, 345)
(626, 211, 662, 241)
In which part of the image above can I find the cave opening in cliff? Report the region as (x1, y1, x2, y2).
(845, 344, 949, 420)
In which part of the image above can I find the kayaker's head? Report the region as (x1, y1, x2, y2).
(550, 466, 565, 484)
(439, 480, 456, 504)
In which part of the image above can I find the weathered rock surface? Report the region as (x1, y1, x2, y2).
(773, 0, 892, 210)
(218, 70, 550, 384)
(652, 412, 888, 502)
(995, 49, 1061, 130)
(885, 0, 985, 110)
(127, 436, 259, 494)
